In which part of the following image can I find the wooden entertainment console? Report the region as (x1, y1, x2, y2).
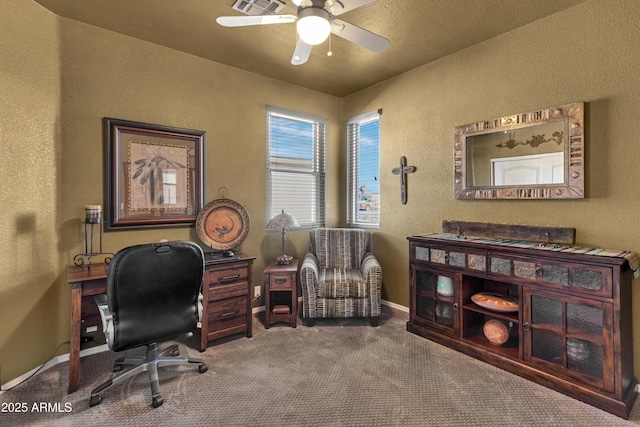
(407, 222, 638, 418)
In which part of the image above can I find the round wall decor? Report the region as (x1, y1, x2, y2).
(196, 198, 250, 250)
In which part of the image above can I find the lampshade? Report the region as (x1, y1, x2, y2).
(296, 8, 331, 45)
(267, 210, 300, 265)
(267, 209, 300, 230)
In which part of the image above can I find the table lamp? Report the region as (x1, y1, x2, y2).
(267, 209, 300, 265)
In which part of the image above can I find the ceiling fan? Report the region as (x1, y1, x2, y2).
(216, 0, 389, 65)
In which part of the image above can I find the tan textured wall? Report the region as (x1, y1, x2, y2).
(57, 17, 343, 263)
(0, 0, 341, 384)
(344, 0, 640, 372)
(0, 0, 63, 386)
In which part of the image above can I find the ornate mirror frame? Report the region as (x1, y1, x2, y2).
(454, 102, 584, 200)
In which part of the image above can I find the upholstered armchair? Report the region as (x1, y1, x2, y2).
(300, 228, 382, 326)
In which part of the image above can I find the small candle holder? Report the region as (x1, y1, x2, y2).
(73, 205, 114, 268)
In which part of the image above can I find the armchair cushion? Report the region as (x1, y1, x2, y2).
(317, 268, 367, 298)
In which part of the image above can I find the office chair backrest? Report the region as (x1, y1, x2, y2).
(106, 241, 204, 352)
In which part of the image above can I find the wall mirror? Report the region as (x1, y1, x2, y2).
(454, 102, 584, 199)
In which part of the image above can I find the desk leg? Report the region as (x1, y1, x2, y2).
(68, 283, 82, 393)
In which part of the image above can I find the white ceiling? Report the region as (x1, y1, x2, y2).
(33, 0, 586, 97)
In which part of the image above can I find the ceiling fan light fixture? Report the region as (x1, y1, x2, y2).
(296, 7, 331, 45)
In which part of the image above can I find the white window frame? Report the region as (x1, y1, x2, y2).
(347, 110, 381, 229)
(266, 106, 326, 229)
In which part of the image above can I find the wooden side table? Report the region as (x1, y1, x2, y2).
(264, 259, 298, 328)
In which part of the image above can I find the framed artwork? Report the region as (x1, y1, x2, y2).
(104, 118, 205, 231)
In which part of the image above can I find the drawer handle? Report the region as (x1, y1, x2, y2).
(535, 267, 543, 276)
(217, 310, 240, 319)
(218, 274, 240, 282)
(274, 278, 288, 284)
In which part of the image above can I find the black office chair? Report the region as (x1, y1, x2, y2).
(89, 241, 208, 408)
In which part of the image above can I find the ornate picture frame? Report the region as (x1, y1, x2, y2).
(454, 102, 584, 200)
(104, 118, 205, 231)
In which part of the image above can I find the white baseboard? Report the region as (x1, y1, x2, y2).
(0, 344, 109, 394)
(381, 299, 409, 313)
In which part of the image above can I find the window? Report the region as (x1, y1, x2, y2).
(266, 106, 326, 228)
(161, 169, 177, 205)
(347, 110, 381, 228)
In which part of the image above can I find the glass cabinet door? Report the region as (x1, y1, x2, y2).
(522, 289, 613, 392)
(413, 268, 459, 335)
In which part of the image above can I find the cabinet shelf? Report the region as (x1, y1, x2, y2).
(528, 324, 603, 345)
(417, 290, 455, 304)
(462, 303, 519, 323)
(463, 333, 520, 359)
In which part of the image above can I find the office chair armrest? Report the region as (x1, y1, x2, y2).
(94, 294, 114, 348)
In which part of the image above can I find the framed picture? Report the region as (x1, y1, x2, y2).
(104, 118, 205, 231)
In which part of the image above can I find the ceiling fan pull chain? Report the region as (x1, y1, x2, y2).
(327, 33, 333, 57)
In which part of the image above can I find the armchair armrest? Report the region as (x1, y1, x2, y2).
(300, 252, 319, 286)
(300, 252, 319, 319)
(362, 252, 383, 296)
(94, 294, 114, 348)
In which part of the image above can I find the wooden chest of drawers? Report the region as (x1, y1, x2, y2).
(200, 253, 255, 351)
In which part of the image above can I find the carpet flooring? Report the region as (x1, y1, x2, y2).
(2, 306, 640, 426)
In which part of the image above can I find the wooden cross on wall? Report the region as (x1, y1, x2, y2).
(392, 156, 416, 205)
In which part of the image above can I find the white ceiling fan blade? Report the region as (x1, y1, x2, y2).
(326, 0, 377, 16)
(291, 38, 313, 65)
(216, 14, 296, 27)
(331, 18, 389, 53)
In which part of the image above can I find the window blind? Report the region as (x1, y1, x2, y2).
(347, 110, 380, 228)
(266, 106, 326, 228)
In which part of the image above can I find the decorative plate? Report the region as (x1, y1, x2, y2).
(195, 199, 250, 250)
(471, 292, 519, 312)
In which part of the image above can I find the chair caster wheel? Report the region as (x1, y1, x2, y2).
(113, 364, 123, 372)
(89, 395, 102, 407)
(152, 396, 164, 408)
(198, 364, 208, 374)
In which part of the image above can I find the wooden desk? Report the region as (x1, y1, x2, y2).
(66, 253, 255, 392)
(67, 263, 108, 393)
